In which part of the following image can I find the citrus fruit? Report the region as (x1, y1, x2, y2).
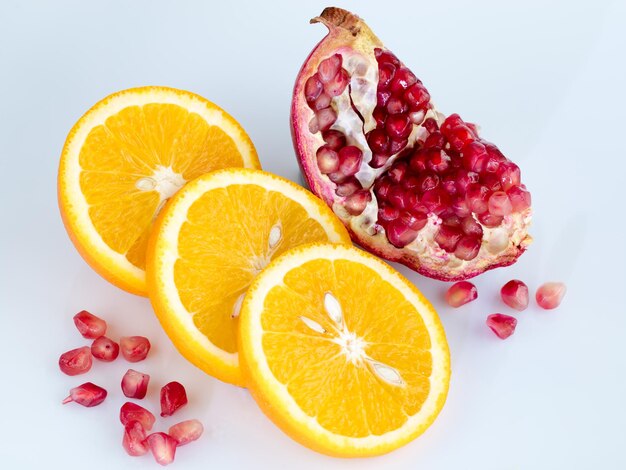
(238, 243, 450, 457)
(58, 86, 260, 296)
(146, 169, 351, 386)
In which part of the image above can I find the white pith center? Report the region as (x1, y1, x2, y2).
(299, 291, 404, 386)
(135, 165, 186, 201)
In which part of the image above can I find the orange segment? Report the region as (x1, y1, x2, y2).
(146, 169, 351, 386)
(58, 86, 260, 295)
(239, 243, 450, 457)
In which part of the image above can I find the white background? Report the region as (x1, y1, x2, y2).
(1, 0, 625, 468)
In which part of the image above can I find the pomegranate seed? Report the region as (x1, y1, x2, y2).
(461, 216, 483, 236)
(389, 68, 417, 93)
(486, 314, 517, 339)
(447, 126, 475, 152)
(345, 190, 371, 215)
(477, 212, 504, 228)
(400, 211, 428, 231)
(454, 236, 481, 260)
(377, 62, 396, 89)
(316, 146, 339, 174)
(375, 48, 400, 66)
(488, 191, 513, 216)
(62, 382, 107, 407)
(409, 149, 428, 172)
(304, 73, 323, 103)
(404, 82, 430, 109)
(386, 96, 408, 115)
(427, 150, 451, 173)
(120, 336, 151, 362)
(370, 153, 390, 169)
(168, 419, 204, 446)
(498, 162, 521, 190)
(465, 184, 490, 214)
(316, 107, 337, 132)
(507, 185, 532, 212)
(536, 282, 567, 310)
(462, 141, 488, 172)
(452, 197, 471, 217)
(500, 280, 529, 311)
(374, 177, 392, 200)
(318, 54, 342, 83)
(417, 173, 439, 193)
(445, 281, 478, 307)
(308, 115, 320, 134)
(146, 432, 177, 466)
(386, 219, 418, 248)
(456, 169, 480, 194)
(312, 92, 331, 111)
(435, 225, 463, 252)
(121, 369, 150, 399)
(377, 90, 392, 107)
(91, 336, 119, 362)
(440, 113, 464, 134)
(388, 161, 408, 184)
(422, 188, 450, 215)
(481, 173, 502, 192)
(123, 420, 149, 457)
(441, 214, 461, 227)
(402, 175, 420, 191)
(327, 170, 347, 184)
(160, 382, 188, 417)
(120, 402, 156, 431)
(389, 138, 408, 155)
(423, 117, 439, 133)
(373, 106, 387, 127)
(385, 114, 412, 140)
(322, 130, 346, 150)
(338, 146, 363, 176)
(367, 128, 390, 154)
(423, 131, 445, 149)
(387, 185, 407, 209)
(59, 346, 92, 376)
(409, 110, 426, 125)
(336, 178, 360, 197)
(73, 310, 106, 339)
(378, 204, 399, 222)
(325, 68, 349, 97)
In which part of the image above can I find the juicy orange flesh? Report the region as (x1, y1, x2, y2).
(79, 103, 244, 270)
(174, 184, 333, 353)
(260, 259, 433, 437)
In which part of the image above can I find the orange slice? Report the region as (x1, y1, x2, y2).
(238, 243, 450, 457)
(146, 169, 351, 386)
(58, 86, 260, 295)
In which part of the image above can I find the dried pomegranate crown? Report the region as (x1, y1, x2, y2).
(291, 7, 532, 280)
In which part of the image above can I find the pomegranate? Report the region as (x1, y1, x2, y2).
(62, 382, 107, 407)
(291, 7, 532, 280)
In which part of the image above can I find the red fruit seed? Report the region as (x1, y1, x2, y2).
(59, 346, 92, 376)
(73, 310, 107, 339)
(91, 336, 119, 362)
(500, 279, 529, 311)
(445, 281, 478, 307)
(160, 382, 188, 417)
(168, 419, 204, 446)
(121, 369, 150, 399)
(146, 432, 177, 466)
(486, 314, 517, 339)
(120, 402, 156, 431)
(120, 336, 151, 362)
(123, 420, 149, 457)
(62, 382, 107, 407)
(536, 282, 567, 309)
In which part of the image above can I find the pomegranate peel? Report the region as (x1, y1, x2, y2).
(291, 7, 532, 281)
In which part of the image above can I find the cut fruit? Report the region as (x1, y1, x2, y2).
(238, 243, 450, 457)
(58, 86, 260, 296)
(146, 169, 351, 386)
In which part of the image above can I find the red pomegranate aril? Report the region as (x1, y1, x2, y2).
(404, 82, 430, 109)
(422, 188, 450, 215)
(477, 212, 504, 228)
(123, 420, 149, 457)
(403, 175, 420, 190)
(345, 190, 371, 215)
(389, 138, 408, 155)
(507, 185, 532, 212)
(73, 310, 106, 339)
(121, 369, 150, 399)
(441, 174, 457, 195)
(378, 204, 399, 222)
(461, 216, 483, 236)
(62, 382, 107, 407)
(387, 185, 407, 209)
(370, 153, 390, 168)
(390, 68, 417, 93)
(386, 219, 418, 248)
(462, 141, 488, 172)
(367, 128, 390, 154)
(424, 131, 445, 150)
(308, 116, 320, 134)
(316, 107, 337, 132)
(336, 178, 360, 197)
(427, 150, 451, 173)
(304, 73, 324, 103)
(423, 117, 438, 133)
(536, 282, 567, 310)
(325, 68, 349, 97)
(409, 149, 428, 172)
(146, 432, 177, 466)
(441, 214, 461, 228)
(454, 236, 481, 260)
(386, 96, 408, 114)
(120, 402, 156, 431)
(318, 54, 342, 82)
(373, 106, 387, 127)
(456, 169, 480, 194)
(481, 173, 502, 192)
(59, 346, 92, 376)
(338, 146, 363, 176)
(483, 155, 501, 173)
(488, 191, 513, 216)
(440, 113, 463, 133)
(388, 161, 408, 184)
(400, 211, 428, 231)
(322, 130, 346, 150)
(327, 170, 348, 184)
(91, 336, 119, 362)
(445, 281, 478, 307)
(160, 382, 188, 417)
(435, 225, 463, 252)
(409, 110, 426, 125)
(316, 146, 339, 174)
(374, 177, 391, 200)
(377, 89, 392, 107)
(466, 184, 490, 214)
(120, 336, 151, 362)
(378, 62, 396, 89)
(417, 173, 439, 193)
(447, 126, 475, 152)
(376, 48, 400, 66)
(501, 280, 529, 311)
(169, 419, 204, 446)
(385, 113, 412, 140)
(486, 314, 517, 339)
(452, 197, 471, 217)
(312, 92, 331, 111)
(498, 162, 521, 190)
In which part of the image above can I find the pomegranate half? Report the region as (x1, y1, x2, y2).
(291, 7, 532, 280)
